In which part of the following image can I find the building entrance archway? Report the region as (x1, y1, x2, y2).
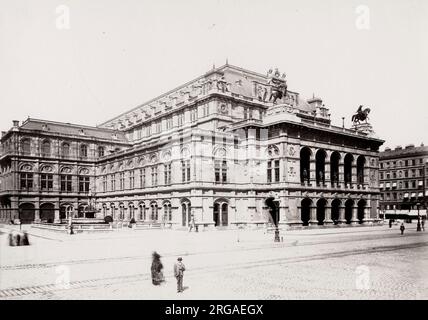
(357, 199, 366, 223)
(40, 203, 55, 222)
(19, 203, 35, 224)
(345, 199, 354, 224)
(316, 198, 327, 225)
(301, 198, 312, 226)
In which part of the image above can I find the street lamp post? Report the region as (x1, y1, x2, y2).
(417, 203, 421, 232)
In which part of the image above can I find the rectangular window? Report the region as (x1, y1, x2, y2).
(151, 166, 158, 186)
(129, 171, 135, 189)
(267, 161, 272, 183)
(190, 108, 198, 122)
(181, 160, 190, 182)
(274, 160, 280, 182)
(178, 112, 184, 127)
(60, 175, 72, 192)
(79, 176, 90, 193)
(41, 174, 53, 190)
(20, 173, 33, 190)
(202, 104, 209, 117)
(156, 121, 162, 133)
(166, 117, 173, 130)
(102, 176, 107, 192)
(111, 174, 116, 191)
(164, 164, 171, 185)
(215, 160, 227, 183)
(140, 168, 146, 188)
(267, 160, 280, 183)
(119, 173, 125, 190)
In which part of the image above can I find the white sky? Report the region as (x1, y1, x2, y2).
(1, 0, 427, 150)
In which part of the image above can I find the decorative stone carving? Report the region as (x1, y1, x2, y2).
(41, 165, 53, 172)
(61, 167, 72, 174)
(214, 147, 226, 158)
(266, 145, 280, 157)
(20, 164, 33, 171)
(162, 151, 171, 162)
(79, 168, 90, 175)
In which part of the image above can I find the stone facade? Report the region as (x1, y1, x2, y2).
(379, 144, 428, 211)
(0, 64, 384, 228)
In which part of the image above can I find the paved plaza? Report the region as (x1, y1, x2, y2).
(0, 223, 427, 300)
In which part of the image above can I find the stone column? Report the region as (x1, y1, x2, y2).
(339, 205, 346, 224)
(324, 206, 333, 224)
(34, 199, 41, 222)
(339, 159, 345, 189)
(324, 160, 330, 188)
(309, 206, 318, 225)
(362, 199, 371, 224)
(351, 206, 359, 224)
(54, 203, 61, 223)
(351, 163, 357, 189)
(309, 160, 316, 186)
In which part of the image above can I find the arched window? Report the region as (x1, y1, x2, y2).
(330, 151, 340, 187)
(300, 147, 311, 184)
(80, 144, 88, 158)
(344, 154, 354, 187)
(315, 149, 326, 186)
(41, 140, 51, 156)
(357, 156, 365, 186)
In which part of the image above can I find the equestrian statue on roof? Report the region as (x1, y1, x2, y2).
(351, 105, 371, 124)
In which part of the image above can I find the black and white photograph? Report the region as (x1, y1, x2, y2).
(0, 0, 427, 308)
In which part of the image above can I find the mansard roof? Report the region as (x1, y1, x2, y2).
(98, 63, 317, 130)
(19, 118, 128, 142)
(380, 144, 428, 160)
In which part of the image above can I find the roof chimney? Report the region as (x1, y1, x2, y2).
(395, 146, 402, 150)
(385, 147, 391, 151)
(12, 120, 19, 127)
(405, 144, 415, 149)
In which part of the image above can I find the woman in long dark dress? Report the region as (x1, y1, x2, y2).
(151, 251, 164, 285)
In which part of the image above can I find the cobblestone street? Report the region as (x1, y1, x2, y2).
(0, 224, 427, 300)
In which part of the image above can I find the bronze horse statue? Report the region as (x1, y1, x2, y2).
(351, 105, 371, 124)
(269, 81, 287, 104)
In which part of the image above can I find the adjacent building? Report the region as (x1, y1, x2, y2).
(379, 144, 428, 213)
(0, 63, 384, 229)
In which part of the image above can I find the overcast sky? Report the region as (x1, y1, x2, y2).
(1, 0, 427, 150)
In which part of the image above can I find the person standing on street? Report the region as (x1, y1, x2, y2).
(400, 222, 405, 235)
(174, 257, 186, 293)
(389, 219, 392, 228)
(151, 251, 164, 285)
(422, 218, 425, 231)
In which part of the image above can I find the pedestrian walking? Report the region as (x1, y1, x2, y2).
(151, 251, 164, 285)
(400, 222, 405, 235)
(188, 215, 195, 232)
(389, 219, 392, 228)
(174, 257, 186, 293)
(422, 219, 425, 231)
